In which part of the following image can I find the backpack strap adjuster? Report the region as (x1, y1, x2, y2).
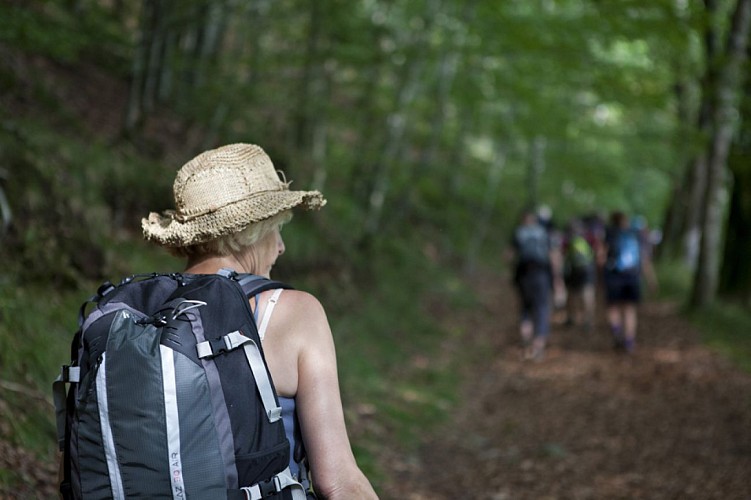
(259, 475, 282, 497)
(61, 365, 81, 383)
(196, 330, 248, 359)
(96, 282, 116, 297)
(239, 468, 306, 500)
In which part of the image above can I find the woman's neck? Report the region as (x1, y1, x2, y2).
(185, 254, 249, 275)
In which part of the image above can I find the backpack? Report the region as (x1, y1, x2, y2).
(53, 269, 308, 500)
(515, 223, 550, 265)
(609, 229, 641, 273)
(565, 235, 593, 271)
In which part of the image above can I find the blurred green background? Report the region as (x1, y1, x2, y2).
(2, 0, 751, 496)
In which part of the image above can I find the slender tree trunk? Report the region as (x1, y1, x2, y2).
(293, 0, 323, 154)
(200, 0, 248, 149)
(391, 48, 459, 221)
(661, 0, 719, 264)
(718, 62, 751, 303)
(362, 57, 426, 238)
(691, 0, 751, 307)
(527, 135, 546, 208)
(719, 162, 751, 303)
(195, 1, 230, 89)
(348, 59, 386, 201)
(124, 0, 157, 133)
(311, 69, 332, 192)
(142, 0, 168, 114)
(683, 155, 708, 267)
(464, 147, 505, 276)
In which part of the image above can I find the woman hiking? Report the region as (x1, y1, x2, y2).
(142, 143, 379, 499)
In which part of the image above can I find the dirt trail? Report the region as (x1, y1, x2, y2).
(379, 273, 751, 500)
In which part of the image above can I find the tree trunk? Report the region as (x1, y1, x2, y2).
(311, 70, 332, 192)
(719, 162, 751, 304)
(464, 147, 505, 276)
(390, 1, 475, 224)
(718, 65, 751, 304)
(527, 135, 546, 208)
(691, 0, 751, 307)
(391, 48, 459, 222)
(292, 0, 323, 155)
(362, 57, 426, 239)
(660, 0, 719, 264)
(124, 0, 155, 133)
(142, 0, 168, 114)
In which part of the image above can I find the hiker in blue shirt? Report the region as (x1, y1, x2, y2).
(142, 143, 379, 500)
(602, 211, 657, 354)
(510, 209, 558, 360)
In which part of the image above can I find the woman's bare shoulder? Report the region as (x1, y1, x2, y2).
(272, 289, 330, 337)
(278, 288, 325, 314)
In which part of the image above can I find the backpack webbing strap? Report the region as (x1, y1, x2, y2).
(52, 366, 81, 451)
(236, 468, 307, 500)
(196, 331, 282, 422)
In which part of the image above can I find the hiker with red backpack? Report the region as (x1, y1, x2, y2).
(601, 211, 657, 354)
(56, 144, 378, 499)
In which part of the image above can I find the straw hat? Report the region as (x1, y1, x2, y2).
(142, 143, 326, 247)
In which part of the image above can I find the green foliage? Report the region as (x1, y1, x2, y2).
(689, 303, 751, 373)
(657, 259, 751, 373)
(323, 244, 477, 479)
(0, 118, 172, 285)
(0, 1, 130, 71)
(655, 258, 694, 302)
(3, 0, 751, 493)
(0, 281, 78, 453)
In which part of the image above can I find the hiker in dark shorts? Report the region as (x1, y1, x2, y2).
(510, 209, 558, 360)
(602, 211, 657, 354)
(142, 143, 378, 499)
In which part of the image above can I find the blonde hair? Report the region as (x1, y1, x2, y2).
(168, 210, 293, 259)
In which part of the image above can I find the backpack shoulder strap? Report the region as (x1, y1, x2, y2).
(218, 268, 293, 297)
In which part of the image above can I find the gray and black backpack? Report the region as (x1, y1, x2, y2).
(514, 223, 550, 265)
(53, 269, 308, 499)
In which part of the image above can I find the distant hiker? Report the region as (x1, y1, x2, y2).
(562, 218, 596, 332)
(602, 211, 657, 354)
(510, 209, 558, 360)
(537, 205, 567, 312)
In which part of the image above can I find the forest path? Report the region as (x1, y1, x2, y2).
(379, 270, 751, 500)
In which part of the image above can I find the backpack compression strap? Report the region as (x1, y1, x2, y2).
(230, 467, 306, 500)
(195, 330, 283, 422)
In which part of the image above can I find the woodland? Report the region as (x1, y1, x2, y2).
(1, 0, 751, 498)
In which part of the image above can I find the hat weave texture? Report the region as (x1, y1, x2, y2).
(142, 143, 325, 247)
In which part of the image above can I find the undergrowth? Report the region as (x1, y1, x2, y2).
(656, 259, 751, 373)
(0, 218, 477, 496)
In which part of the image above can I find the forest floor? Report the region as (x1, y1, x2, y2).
(377, 271, 751, 500)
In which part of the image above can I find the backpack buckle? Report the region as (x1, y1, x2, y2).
(96, 282, 115, 297)
(259, 475, 282, 497)
(202, 337, 231, 357)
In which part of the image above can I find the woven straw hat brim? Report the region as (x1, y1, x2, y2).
(142, 189, 325, 247)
